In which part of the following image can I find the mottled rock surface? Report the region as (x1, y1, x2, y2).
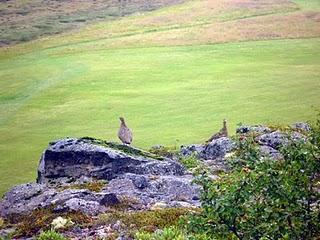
(37, 137, 184, 185)
(181, 137, 235, 160)
(200, 137, 235, 160)
(256, 131, 306, 149)
(291, 122, 311, 132)
(236, 125, 272, 134)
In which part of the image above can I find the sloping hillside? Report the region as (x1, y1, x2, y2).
(1, 0, 319, 53)
(0, 0, 319, 195)
(0, 0, 185, 46)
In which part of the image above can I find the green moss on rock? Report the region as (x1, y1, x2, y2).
(79, 137, 166, 161)
(58, 181, 107, 192)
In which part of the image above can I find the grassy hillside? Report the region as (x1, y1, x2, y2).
(0, 0, 185, 46)
(0, 0, 319, 195)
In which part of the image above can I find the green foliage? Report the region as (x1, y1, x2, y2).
(0, 236, 12, 240)
(96, 208, 192, 236)
(58, 180, 107, 192)
(228, 134, 261, 170)
(80, 137, 166, 161)
(149, 145, 178, 159)
(179, 155, 210, 176)
(135, 226, 211, 240)
(188, 120, 320, 239)
(179, 156, 201, 170)
(7, 206, 91, 238)
(135, 227, 185, 240)
(37, 230, 67, 240)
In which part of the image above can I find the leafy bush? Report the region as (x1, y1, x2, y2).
(37, 230, 67, 240)
(187, 120, 320, 239)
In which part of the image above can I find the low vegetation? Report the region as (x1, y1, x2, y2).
(37, 230, 67, 240)
(5, 206, 91, 238)
(186, 119, 320, 239)
(58, 180, 107, 192)
(135, 226, 210, 240)
(95, 208, 194, 237)
(80, 137, 167, 161)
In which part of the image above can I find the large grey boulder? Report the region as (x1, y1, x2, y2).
(37, 137, 185, 185)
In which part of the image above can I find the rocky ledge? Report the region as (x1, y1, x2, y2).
(1, 137, 199, 218)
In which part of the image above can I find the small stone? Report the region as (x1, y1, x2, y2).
(256, 131, 289, 149)
(200, 137, 235, 160)
(150, 202, 168, 210)
(113, 220, 122, 231)
(259, 146, 283, 160)
(100, 193, 120, 206)
(180, 144, 204, 157)
(171, 201, 195, 208)
(96, 228, 107, 238)
(64, 198, 102, 215)
(291, 122, 311, 132)
(125, 174, 149, 189)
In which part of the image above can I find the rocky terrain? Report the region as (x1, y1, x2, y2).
(0, 122, 311, 239)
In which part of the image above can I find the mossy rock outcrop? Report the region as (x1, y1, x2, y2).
(0, 137, 199, 219)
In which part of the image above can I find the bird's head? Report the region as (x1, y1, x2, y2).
(119, 117, 125, 123)
(223, 119, 227, 126)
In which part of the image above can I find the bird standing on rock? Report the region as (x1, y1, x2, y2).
(206, 119, 228, 143)
(118, 117, 133, 145)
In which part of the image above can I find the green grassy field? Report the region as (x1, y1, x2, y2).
(0, 0, 320, 196)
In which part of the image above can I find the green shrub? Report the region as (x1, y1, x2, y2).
(187, 119, 320, 239)
(135, 227, 185, 240)
(179, 156, 201, 170)
(37, 230, 67, 240)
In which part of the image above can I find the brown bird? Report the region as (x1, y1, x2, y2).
(118, 117, 133, 145)
(206, 119, 228, 143)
